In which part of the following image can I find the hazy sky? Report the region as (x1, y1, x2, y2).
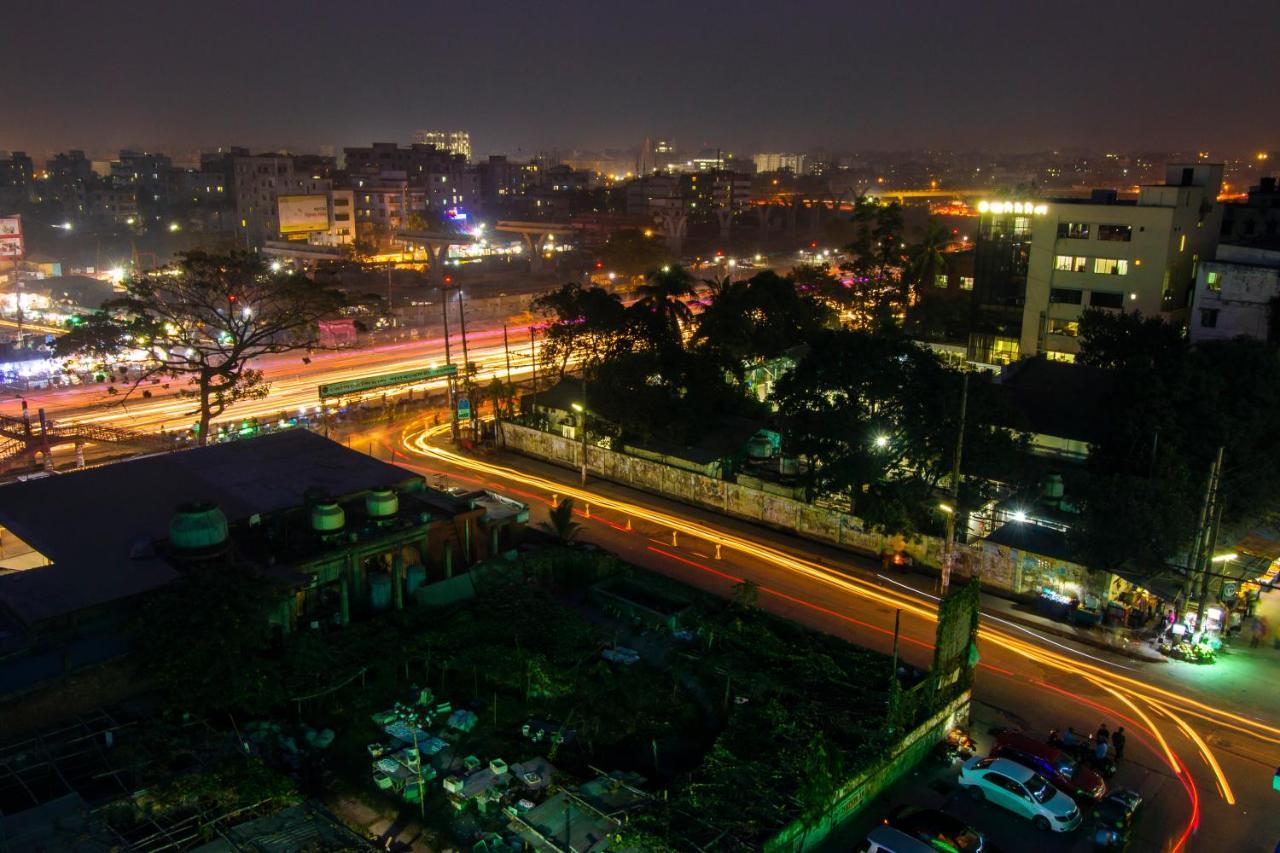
(3, 0, 1277, 160)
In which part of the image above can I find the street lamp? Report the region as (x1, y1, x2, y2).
(571, 402, 589, 485)
(874, 434, 889, 449)
(1211, 553, 1237, 563)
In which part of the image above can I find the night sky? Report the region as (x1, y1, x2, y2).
(4, 0, 1278, 159)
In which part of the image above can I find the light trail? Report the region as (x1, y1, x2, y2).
(399, 420, 1225, 844)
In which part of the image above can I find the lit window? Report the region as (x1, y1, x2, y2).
(1057, 222, 1090, 239)
(1206, 271, 1221, 292)
(959, 276, 974, 290)
(1054, 255, 1088, 272)
(935, 273, 949, 288)
(1047, 318, 1080, 336)
(1093, 258, 1128, 276)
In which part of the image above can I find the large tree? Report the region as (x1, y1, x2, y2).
(837, 196, 909, 330)
(774, 329, 1025, 533)
(531, 282, 634, 379)
(55, 252, 345, 444)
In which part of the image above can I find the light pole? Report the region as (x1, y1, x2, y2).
(571, 402, 588, 486)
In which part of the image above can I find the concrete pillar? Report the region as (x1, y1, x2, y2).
(392, 554, 404, 611)
(75, 442, 85, 468)
(523, 233, 548, 274)
(426, 243, 447, 287)
(715, 207, 732, 241)
(756, 205, 769, 239)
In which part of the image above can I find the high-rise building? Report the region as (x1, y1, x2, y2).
(967, 163, 1223, 364)
(754, 152, 807, 174)
(413, 130, 471, 161)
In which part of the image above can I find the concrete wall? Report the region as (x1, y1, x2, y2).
(765, 690, 973, 852)
(508, 421, 967, 566)
(499, 421, 1095, 598)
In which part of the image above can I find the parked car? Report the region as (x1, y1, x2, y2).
(958, 756, 1082, 832)
(862, 824, 939, 853)
(886, 805, 986, 852)
(991, 731, 1106, 802)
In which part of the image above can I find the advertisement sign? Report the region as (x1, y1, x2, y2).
(277, 195, 330, 235)
(0, 216, 24, 260)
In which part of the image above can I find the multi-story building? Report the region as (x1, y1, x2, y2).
(87, 184, 139, 225)
(968, 164, 1223, 364)
(343, 142, 478, 216)
(1189, 245, 1280, 343)
(754, 152, 807, 175)
(232, 154, 333, 245)
(413, 130, 471, 161)
(624, 174, 679, 216)
(1221, 177, 1280, 246)
(0, 152, 34, 207)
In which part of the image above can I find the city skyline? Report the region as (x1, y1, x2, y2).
(3, 0, 1278, 158)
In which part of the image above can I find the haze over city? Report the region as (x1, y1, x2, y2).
(4, 0, 1280, 157)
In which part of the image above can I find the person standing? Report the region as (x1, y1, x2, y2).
(1112, 727, 1126, 761)
(1095, 723, 1110, 747)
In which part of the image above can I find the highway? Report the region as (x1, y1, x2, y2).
(1, 320, 542, 438)
(383, 416, 1280, 852)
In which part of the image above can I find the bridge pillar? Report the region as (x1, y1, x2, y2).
(75, 442, 85, 469)
(425, 243, 448, 288)
(656, 211, 688, 254)
(522, 233, 551, 274)
(715, 207, 732, 241)
(756, 204, 770, 240)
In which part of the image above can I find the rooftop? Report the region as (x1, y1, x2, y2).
(994, 358, 1113, 446)
(0, 430, 418, 625)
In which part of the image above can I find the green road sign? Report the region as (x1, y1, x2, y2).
(457, 398, 471, 421)
(318, 363, 458, 399)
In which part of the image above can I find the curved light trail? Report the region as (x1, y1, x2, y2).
(398, 418, 1259, 850)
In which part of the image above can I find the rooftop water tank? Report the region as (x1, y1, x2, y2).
(366, 489, 399, 520)
(312, 502, 345, 535)
(169, 502, 229, 557)
(745, 435, 775, 460)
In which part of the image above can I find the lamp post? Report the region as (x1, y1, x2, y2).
(571, 402, 588, 486)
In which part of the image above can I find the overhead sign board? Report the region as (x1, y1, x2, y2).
(0, 216, 24, 260)
(278, 195, 330, 235)
(318, 363, 457, 399)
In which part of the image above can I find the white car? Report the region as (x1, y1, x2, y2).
(958, 756, 1082, 832)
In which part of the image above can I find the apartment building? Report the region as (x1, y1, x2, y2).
(968, 164, 1222, 364)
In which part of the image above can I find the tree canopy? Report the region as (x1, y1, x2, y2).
(54, 252, 345, 444)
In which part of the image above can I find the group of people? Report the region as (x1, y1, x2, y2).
(1060, 722, 1127, 763)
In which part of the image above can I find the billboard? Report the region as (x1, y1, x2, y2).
(318, 363, 457, 399)
(0, 216, 23, 260)
(278, 195, 330, 235)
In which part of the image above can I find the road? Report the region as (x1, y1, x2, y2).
(1, 321, 541, 439)
(367, 417, 1280, 853)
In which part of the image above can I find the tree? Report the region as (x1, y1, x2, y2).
(541, 498, 582, 545)
(631, 264, 696, 350)
(693, 270, 834, 382)
(1076, 308, 1186, 371)
(837, 197, 909, 329)
(596, 228, 671, 277)
(55, 252, 345, 444)
(531, 282, 634, 379)
(905, 217, 953, 293)
(774, 329, 1025, 533)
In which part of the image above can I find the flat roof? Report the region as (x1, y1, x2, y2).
(0, 430, 419, 625)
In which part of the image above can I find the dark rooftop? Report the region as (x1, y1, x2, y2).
(994, 357, 1113, 445)
(0, 430, 419, 625)
(985, 520, 1078, 564)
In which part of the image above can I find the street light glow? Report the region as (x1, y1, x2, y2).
(571, 403, 584, 413)
(1012, 510, 1028, 523)
(939, 503, 954, 514)
(1211, 552, 1238, 563)
(874, 434, 889, 448)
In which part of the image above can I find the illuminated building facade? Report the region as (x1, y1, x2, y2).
(968, 164, 1223, 364)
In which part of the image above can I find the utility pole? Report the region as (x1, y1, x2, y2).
(440, 288, 459, 443)
(1195, 447, 1226, 632)
(578, 371, 588, 486)
(529, 325, 538, 408)
(456, 288, 475, 440)
(1182, 447, 1222, 620)
(941, 372, 969, 595)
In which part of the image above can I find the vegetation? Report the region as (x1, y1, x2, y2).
(1073, 309, 1280, 571)
(595, 228, 671, 277)
(54, 251, 345, 444)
